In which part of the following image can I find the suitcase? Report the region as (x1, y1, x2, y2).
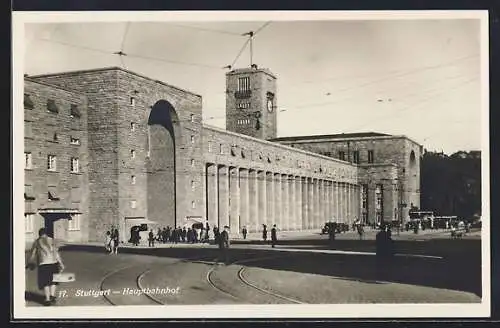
(52, 272, 76, 283)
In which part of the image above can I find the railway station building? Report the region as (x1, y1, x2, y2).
(23, 66, 422, 244)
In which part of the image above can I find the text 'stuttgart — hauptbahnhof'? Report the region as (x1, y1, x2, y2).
(23, 65, 421, 244)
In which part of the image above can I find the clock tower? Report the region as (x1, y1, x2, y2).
(225, 65, 277, 140)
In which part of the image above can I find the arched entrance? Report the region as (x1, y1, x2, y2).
(146, 100, 181, 230)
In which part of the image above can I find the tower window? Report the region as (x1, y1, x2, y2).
(237, 102, 250, 109)
(191, 201, 196, 209)
(368, 150, 374, 163)
(191, 181, 195, 191)
(191, 114, 195, 123)
(131, 175, 136, 185)
(237, 77, 250, 92)
(190, 135, 195, 144)
(131, 200, 137, 209)
(131, 122, 136, 131)
(191, 159, 195, 167)
(220, 144, 224, 154)
(130, 97, 136, 106)
(131, 150, 136, 158)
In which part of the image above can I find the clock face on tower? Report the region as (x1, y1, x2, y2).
(267, 98, 273, 113)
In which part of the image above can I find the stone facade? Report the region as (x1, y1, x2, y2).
(23, 66, 421, 244)
(23, 79, 89, 244)
(271, 133, 422, 224)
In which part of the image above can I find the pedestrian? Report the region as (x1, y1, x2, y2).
(26, 228, 65, 306)
(262, 224, 268, 243)
(205, 221, 210, 242)
(271, 224, 277, 248)
(148, 229, 155, 247)
(214, 226, 220, 245)
(242, 226, 248, 239)
(104, 231, 112, 253)
(112, 228, 119, 254)
(218, 225, 230, 265)
(181, 227, 187, 243)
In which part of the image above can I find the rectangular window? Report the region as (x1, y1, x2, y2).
(70, 137, 80, 145)
(48, 187, 60, 201)
(190, 114, 195, 123)
(191, 201, 196, 209)
(353, 151, 360, 164)
(131, 150, 136, 158)
(24, 94, 34, 109)
(25, 185, 36, 200)
(25, 214, 34, 233)
(131, 175, 136, 185)
(190, 135, 195, 144)
(208, 142, 212, 153)
(368, 150, 374, 164)
(24, 152, 32, 169)
(191, 159, 195, 167)
(338, 151, 346, 161)
(68, 214, 80, 231)
(25, 121, 33, 139)
(47, 99, 59, 113)
(237, 77, 250, 92)
(131, 200, 137, 209)
(47, 155, 57, 171)
(71, 157, 79, 173)
(191, 181, 195, 191)
(131, 122, 136, 131)
(70, 104, 81, 118)
(220, 144, 224, 154)
(130, 97, 136, 106)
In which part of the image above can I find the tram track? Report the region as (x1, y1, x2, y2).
(205, 254, 304, 304)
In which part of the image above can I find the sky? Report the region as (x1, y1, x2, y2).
(21, 13, 485, 154)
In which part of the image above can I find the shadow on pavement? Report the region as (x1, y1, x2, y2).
(59, 238, 481, 298)
(25, 291, 46, 305)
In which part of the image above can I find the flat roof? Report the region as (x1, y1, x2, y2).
(270, 132, 390, 142)
(29, 66, 202, 98)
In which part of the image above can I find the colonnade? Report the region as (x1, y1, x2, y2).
(205, 164, 361, 235)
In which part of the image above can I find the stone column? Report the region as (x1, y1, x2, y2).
(338, 182, 343, 224)
(295, 176, 302, 231)
(307, 177, 314, 229)
(229, 167, 240, 236)
(301, 177, 308, 230)
(248, 170, 258, 233)
(218, 165, 229, 229)
(281, 174, 289, 230)
(288, 175, 296, 230)
(207, 164, 218, 229)
(239, 169, 249, 233)
(258, 170, 267, 230)
(266, 172, 274, 227)
(274, 173, 282, 229)
(311, 178, 317, 229)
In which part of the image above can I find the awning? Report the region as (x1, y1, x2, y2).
(124, 217, 158, 225)
(38, 208, 81, 214)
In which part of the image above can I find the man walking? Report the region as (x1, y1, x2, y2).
(242, 226, 248, 240)
(219, 226, 230, 265)
(271, 224, 277, 248)
(148, 229, 155, 247)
